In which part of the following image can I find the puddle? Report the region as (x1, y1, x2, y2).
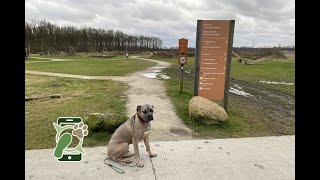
(158, 74, 170, 79)
(151, 67, 166, 73)
(151, 67, 166, 69)
(229, 86, 254, 97)
(141, 73, 158, 78)
(141, 73, 171, 79)
(184, 70, 192, 74)
(234, 84, 243, 89)
(140, 66, 170, 79)
(259, 80, 294, 85)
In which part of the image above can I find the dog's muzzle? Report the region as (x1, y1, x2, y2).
(147, 113, 154, 121)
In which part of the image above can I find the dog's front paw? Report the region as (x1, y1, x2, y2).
(150, 153, 157, 157)
(124, 159, 133, 164)
(137, 159, 144, 167)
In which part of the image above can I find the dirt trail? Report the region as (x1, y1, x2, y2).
(26, 56, 195, 141)
(25, 57, 76, 63)
(121, 57, 194, 141)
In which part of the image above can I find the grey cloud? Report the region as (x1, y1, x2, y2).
(25, 0, 295, 47)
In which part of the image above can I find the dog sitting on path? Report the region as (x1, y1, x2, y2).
(107, 104, 157, 167)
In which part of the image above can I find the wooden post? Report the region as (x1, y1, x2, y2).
(179, 64, 184, 93)
(223, 20, 235, 111)
(178, 38, 188, 94)
(194, 20, 202, 96)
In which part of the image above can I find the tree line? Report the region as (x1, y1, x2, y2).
(25, 19, 163, 53)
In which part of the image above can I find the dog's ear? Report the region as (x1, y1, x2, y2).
(136, 105, 141, 112)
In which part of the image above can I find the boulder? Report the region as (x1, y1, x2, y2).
(189, 96, 228, 123)
(85, 113, 127, 132)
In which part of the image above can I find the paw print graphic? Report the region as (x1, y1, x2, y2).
(72, 122, 89, 139)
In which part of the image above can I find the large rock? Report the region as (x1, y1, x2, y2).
(189, 96, 228, 123)
(85, 113, 128, 132)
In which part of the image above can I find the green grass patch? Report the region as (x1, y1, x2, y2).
(25, 74, 128, 150)
(151, 56, 294, 95)
(160, 68, 274, 138)
(231, 57, 295, 95)
(26, 56, 157, 76)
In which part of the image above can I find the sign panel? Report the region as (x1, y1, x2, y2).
(178, 54, 187, 64)
(194, 20, 235, 105)
(178, 38, 188, 54)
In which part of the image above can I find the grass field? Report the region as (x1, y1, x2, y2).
(158, 66, 276, 138)
(26, 56, 157, 76)
(151, 56, 295, 95)
(25, 54, 295, 149)
(25, 74, 128, 149)
(230, 58, 295, 95)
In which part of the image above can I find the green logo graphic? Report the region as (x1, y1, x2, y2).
(53, 117, 89, 162)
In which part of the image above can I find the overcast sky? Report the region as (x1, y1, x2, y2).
(25, 0, 295, 48)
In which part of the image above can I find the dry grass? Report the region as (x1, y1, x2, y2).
(25, 74, 128, 149)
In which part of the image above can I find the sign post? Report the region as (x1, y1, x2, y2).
(194, 20, 235, 111)
(179, 63, 184, 93)
(178, 38, 188, 94)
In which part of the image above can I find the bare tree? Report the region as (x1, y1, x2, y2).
(25, 19, 163, 53)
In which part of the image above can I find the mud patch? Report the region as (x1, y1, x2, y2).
(230, 78, 295, 135)
(169, 128, 191, 136)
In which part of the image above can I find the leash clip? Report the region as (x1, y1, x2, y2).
(104, 158, 125, 174)
(109, 164, 125, 174)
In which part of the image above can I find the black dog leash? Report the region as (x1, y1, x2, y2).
(104, 158, 125, 174)
(104, 156, 141, 174)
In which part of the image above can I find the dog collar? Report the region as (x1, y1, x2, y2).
(136, 113, 145, 124)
